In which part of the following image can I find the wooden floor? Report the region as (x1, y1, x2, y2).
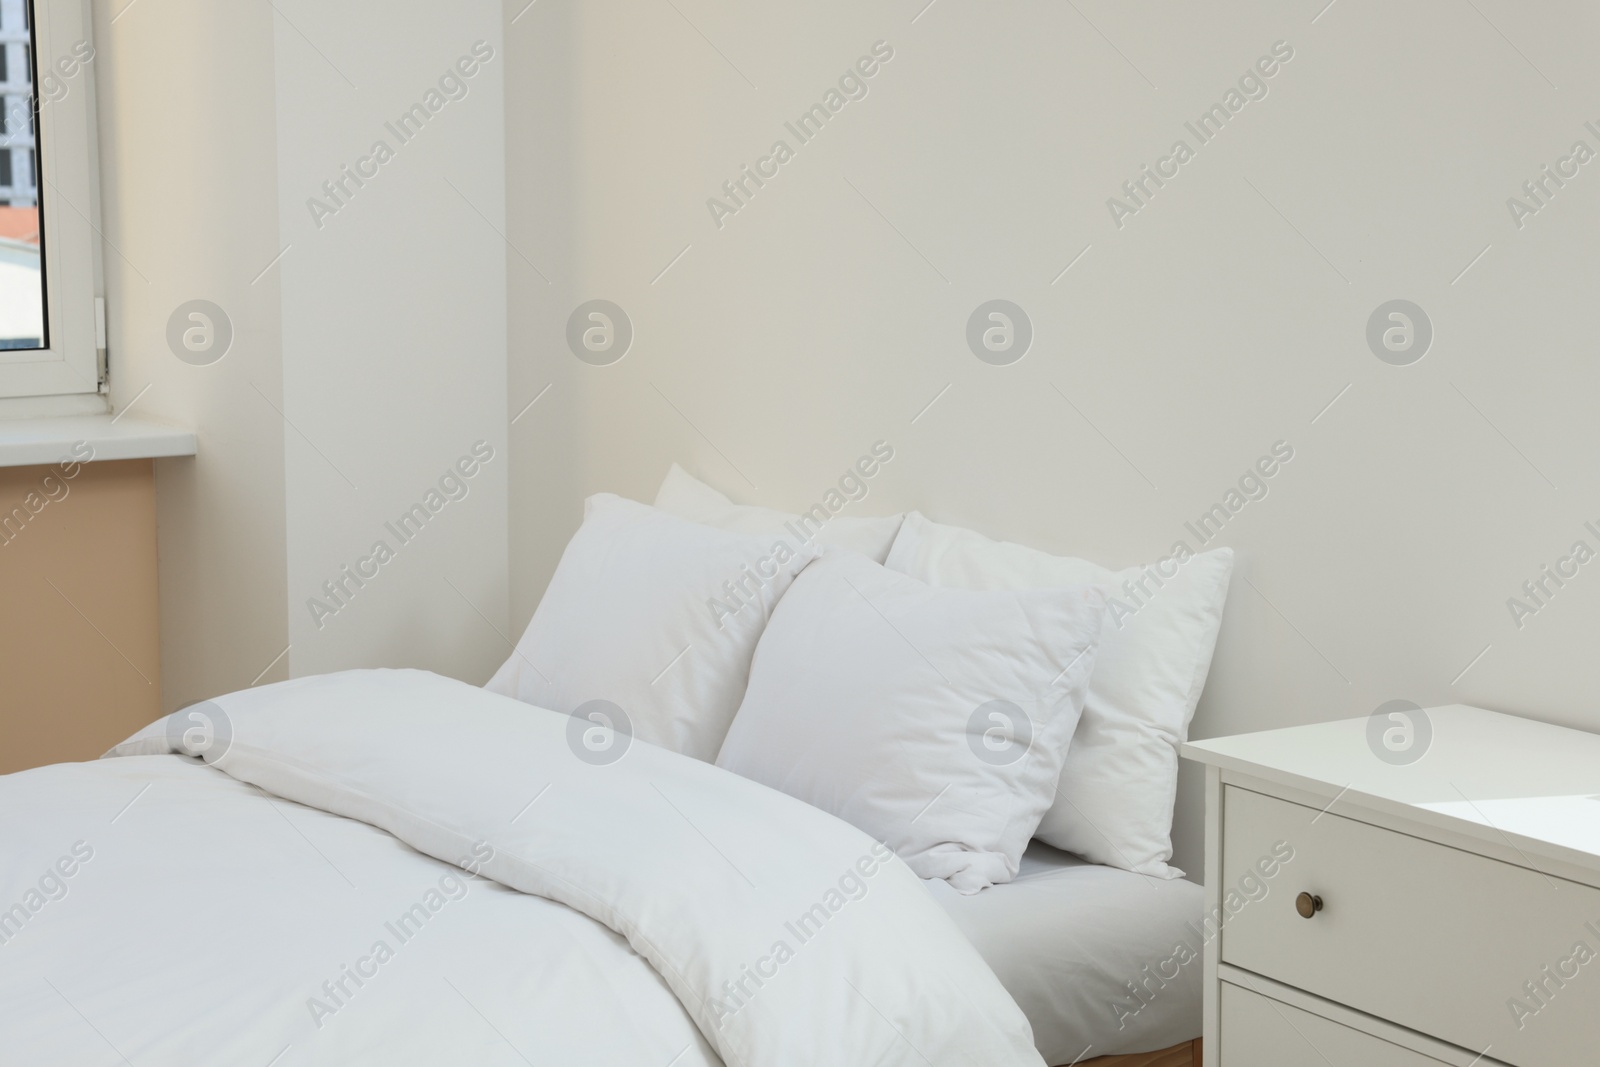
(1074, 1037, 1200, 1067)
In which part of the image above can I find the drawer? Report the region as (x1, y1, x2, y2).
(1221, 982, 1457, 1066)
(1220, 786, 1600, 1067)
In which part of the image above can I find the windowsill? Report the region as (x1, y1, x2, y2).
(0, 413, 197, 468)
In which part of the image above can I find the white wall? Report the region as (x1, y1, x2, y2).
(272, 1, 508, 682)
(506, 0, 1600, 878)
(97, 0, 507, 704)
(96, 0, 290, 709)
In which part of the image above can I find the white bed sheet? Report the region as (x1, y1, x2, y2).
(928, 841, 1205, 1066)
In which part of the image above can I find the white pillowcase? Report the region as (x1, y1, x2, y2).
(653, 462, 904, 563)
(716, 551, 1106, 894)
(486, 493, 818, 761)
(884, 512, 1233, 879)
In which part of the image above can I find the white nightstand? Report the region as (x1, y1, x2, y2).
(1182, 705, 1600, 1067)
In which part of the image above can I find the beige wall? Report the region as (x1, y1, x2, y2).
(271, 1, 509, 683)
(9, 0, 510, 764)
(506, 0, 1600, 879)
(92, 0, 508, 706)
(0, 460, 161, 774)
(94, 0, 291, 709)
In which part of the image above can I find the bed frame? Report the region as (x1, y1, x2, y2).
(1073, 1038, 1200, 1066)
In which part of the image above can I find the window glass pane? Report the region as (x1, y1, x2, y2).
(0, 0, 44, 351)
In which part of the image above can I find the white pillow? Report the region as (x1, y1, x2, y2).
(654, 462, 904, 563)
(716, 551, 1106, 894)
(486, 493, 818, 761)
(883, 512, 1233, 879)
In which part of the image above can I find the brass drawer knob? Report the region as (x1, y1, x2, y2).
(1295, 892, 1323, 919)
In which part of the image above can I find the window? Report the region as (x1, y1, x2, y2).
(0, 0, 102, 400)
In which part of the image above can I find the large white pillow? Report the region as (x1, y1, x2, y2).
(716, 551, 1106, 894)
(486, 493, 818, 761)
(884, 512, 1233, 879)
(654, 462, 904, 563)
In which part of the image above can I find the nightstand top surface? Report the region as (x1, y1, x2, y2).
(1183, 704, 1600, 872)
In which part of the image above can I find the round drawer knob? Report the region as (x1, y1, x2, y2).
(1295, 892, 1323, 919)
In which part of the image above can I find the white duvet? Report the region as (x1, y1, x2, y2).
(0, 670, 1045, 1066)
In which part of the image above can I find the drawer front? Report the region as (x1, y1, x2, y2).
(1221, 982, 1452, 1066)
(1220, 786, 1600, 1067)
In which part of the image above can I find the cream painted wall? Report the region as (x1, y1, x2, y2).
(272, 2, 509, 681)
(506, 0, 1600, 878)
(95, 0, 290, 709)
(94, 0, 507, 706)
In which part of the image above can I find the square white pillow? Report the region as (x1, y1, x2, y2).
(654, 462, 904, 563)
(716, 551, 1106, 894)
(884, 512, 1233, 879)
(486, 493, 819, 761)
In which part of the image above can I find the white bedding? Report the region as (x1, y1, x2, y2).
(1, 754, 720, 1066)
(0, 670, 1044, 1066)
(930, 841, 1204, 1065)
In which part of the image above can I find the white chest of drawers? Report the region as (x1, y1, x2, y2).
(1182, 705, 1600, 1067)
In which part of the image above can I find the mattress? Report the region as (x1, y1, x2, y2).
(927, 840, 1205, 1066)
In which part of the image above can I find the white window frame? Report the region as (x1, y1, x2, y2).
(0, 0, 102, 403)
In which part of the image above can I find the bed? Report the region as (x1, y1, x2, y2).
(0, 671, 1201, 1066)
(931, 842, 1205, 1065)
(3, 476, 1226, 1064)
